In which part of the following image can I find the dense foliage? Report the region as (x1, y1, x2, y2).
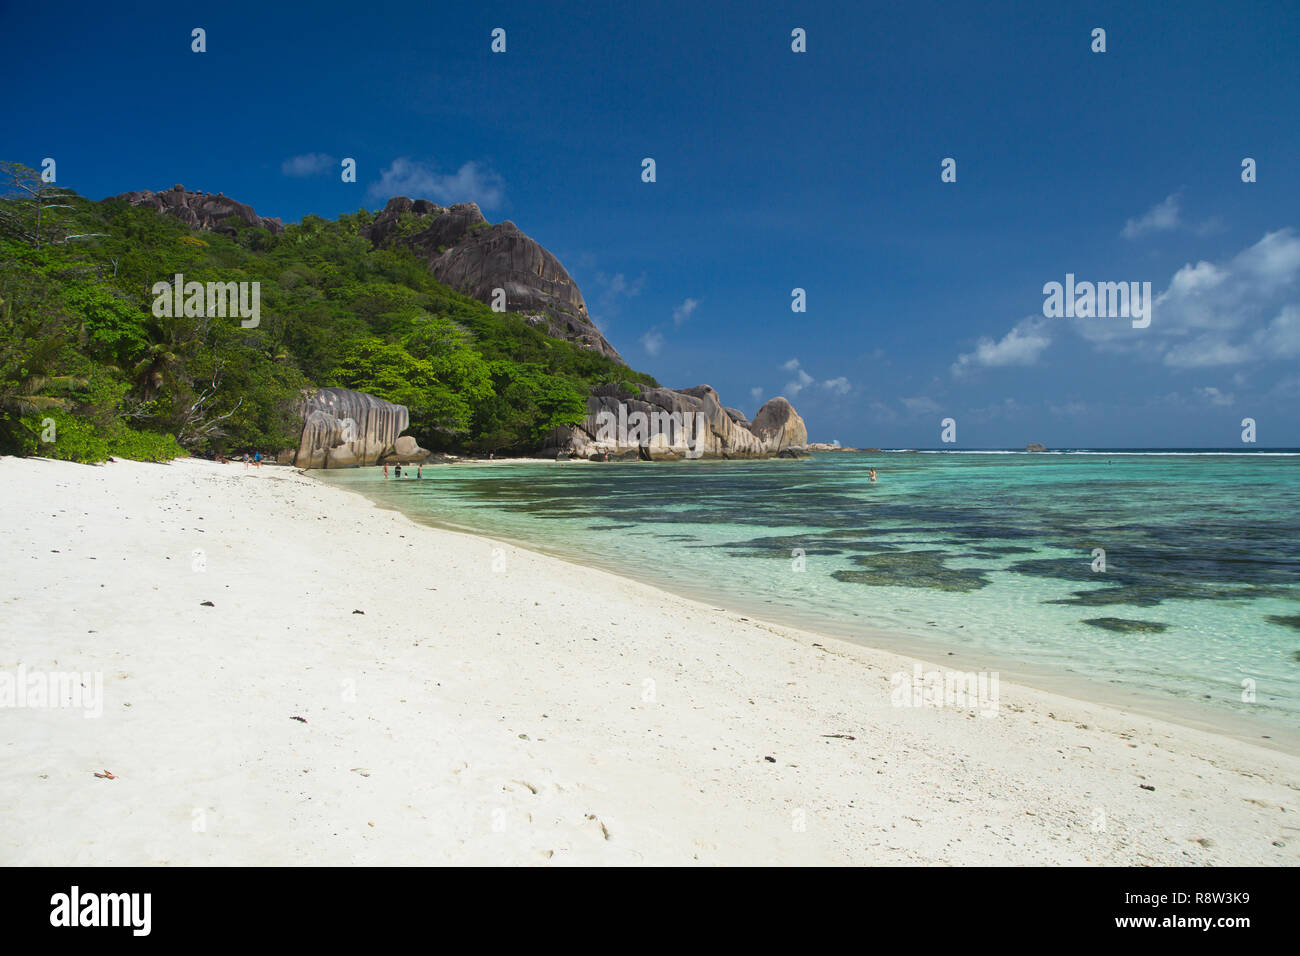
(0, 164, 654, 463)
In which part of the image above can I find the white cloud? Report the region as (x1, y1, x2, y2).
(590, 272, 646, 323)
(1122, 194, 1183, 239)
(1118, 229, 1300, 368)
(596, 272, 645, 301)
(1196, 386, 1235, 406)
(779, 358, 813, 395)
(1163, 339, 1254, 368)
(784, 368, 814, 395)
(1239, 229, 1300, 291)
(1121, 193, 1221, 240)
(750, 387, 764, 403)
(1258, 303, 1300, 358)
(775, 358, 848, 397)
(672, 297, 700, 328)
(822, 376, 852, 395)
(1074, 229, 1300, 369)
(1165, 260, 1227, 301)
(626, 292, 696, 360)
(281, 153, 336, 177)
(367, 158, 506, 210)
(951, 318, 1052, 377)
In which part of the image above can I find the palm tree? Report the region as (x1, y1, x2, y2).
(131, 316, 199, 401)
(0, 266, 89, 448)
(0, 323, 87, 452)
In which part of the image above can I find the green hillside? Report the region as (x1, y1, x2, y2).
(0, 163, 655, 463)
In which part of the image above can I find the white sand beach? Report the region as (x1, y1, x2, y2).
(1, 455, 1296, 866)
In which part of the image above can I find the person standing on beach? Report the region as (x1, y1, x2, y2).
(243, 453, 250, 468)
(394, 464, 402, 478)
(253, 451, 262, 468)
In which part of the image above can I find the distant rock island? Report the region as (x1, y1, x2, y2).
(807, 442, 861, 452)
(1026, 442, 1047, 452)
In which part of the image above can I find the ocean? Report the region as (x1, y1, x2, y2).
(319, 450, 1300, 747)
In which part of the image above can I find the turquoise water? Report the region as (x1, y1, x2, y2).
(320, 451, 1300, 744)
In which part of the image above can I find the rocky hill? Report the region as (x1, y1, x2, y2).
(364, 197, 622, 363)
(107, 186, 807, 462)
(113, 187, 620, 363)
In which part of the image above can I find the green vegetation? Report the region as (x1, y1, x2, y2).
(0, 163, 654, 463)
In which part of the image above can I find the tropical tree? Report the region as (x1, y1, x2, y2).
(0, 257, 83, 451)
(0, 162, 95, 248)
(131, 315, 200, 401)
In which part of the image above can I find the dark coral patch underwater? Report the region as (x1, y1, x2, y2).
(1081, 617, 1171, 633)
(831, 550, 991, 593)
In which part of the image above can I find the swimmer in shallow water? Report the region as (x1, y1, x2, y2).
(868, 468, 878, 482)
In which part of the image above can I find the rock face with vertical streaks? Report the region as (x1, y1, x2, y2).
(750, 398, 809, 453)
(291, 387, 428, 468)
(541, 385, 808, 460)
(364, 197, 623, 363)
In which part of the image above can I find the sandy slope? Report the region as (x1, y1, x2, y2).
(0, 456, 1296, 865)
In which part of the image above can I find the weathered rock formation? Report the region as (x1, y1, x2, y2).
(723, 407, 752, 429)
(291, 387, 428, 468)
(1026, 442, 1047, 452)
(112, 185, 284, 235)
(751, 398, 809, 453)
(109, 187, 812, 458)
(806, 442, 861, 452)
(542, 385, 807, 460)
(365, 197, 623, 363)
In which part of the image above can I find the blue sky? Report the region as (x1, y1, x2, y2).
(3, 0, 1298, 447)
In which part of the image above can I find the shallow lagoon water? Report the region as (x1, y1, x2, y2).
(321, 451, 1300, 745)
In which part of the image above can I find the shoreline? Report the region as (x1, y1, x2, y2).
(3, 455, 1297, 865)
(322, 461, 1300, 758)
